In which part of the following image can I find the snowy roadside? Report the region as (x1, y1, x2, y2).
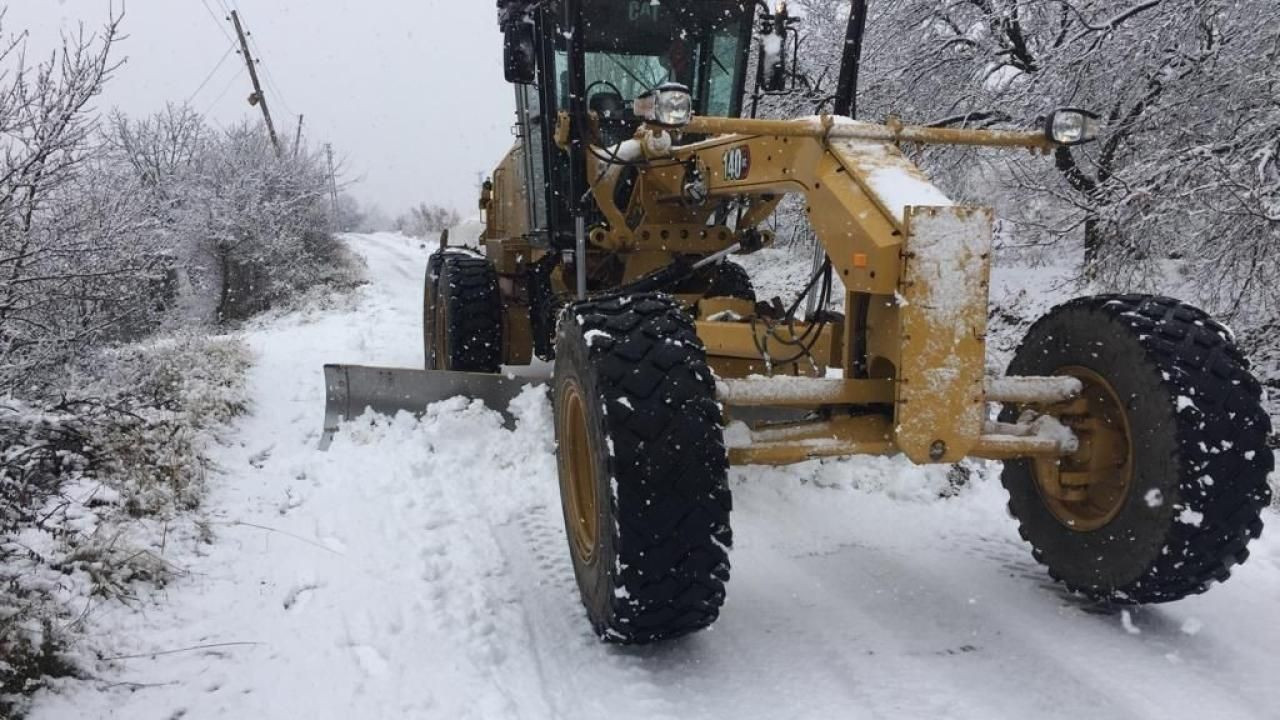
(23, 232, 1280, 720)
(1, 335, 252, 716)
(2, 238, 365, 717)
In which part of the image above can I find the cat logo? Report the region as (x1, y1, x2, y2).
(723, 146, 751, 182)
(628, 1, 661, 22)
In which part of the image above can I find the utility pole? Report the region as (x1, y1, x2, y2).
(230, 10, 282, 156)
(293, 114, 304, 157)
(325, 143, 339, 216)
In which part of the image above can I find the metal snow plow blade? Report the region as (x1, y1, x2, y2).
(320, 365, 540, 449)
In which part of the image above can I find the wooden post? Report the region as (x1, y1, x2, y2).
(230, 10, 282, 156)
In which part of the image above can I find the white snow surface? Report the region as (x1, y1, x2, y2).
(830, 137, 955, 224)
(30, 233, 1280, 719)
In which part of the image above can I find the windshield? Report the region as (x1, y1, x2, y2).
(556, 1, 752, 119)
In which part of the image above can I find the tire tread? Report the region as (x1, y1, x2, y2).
(1006, 294, 1272, 603)
(563, 293, 731, 642)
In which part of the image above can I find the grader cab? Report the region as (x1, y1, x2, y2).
(324, 0, 1273, 643)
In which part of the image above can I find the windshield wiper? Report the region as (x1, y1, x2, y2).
(600, 53, 653, 95)
(711, 53, 731, 77)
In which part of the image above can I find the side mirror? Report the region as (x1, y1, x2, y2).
(756, 2, 796, 94)
(503, 22, 537, 84)
(761, 37, 787, 92)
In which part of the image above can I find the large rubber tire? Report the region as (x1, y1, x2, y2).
(552, 293, 732, 643)
(1002, 295, 1273, 604)
(675, 260, 756, 302)
(424, 252, 502, 372)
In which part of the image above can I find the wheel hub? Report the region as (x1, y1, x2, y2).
(559, 381, 600, 563)
(1033, 366, 1134, 532)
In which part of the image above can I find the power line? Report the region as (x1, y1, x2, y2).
(201, 65, 246, 117)
(230, 9, 282, 155)
(218, 0, 297, 126)
(186, 46, 236, 105)
(240, 21, 295, 118)
(204, 0, 298, 146)
(257, 61, 295, 118)
(198, 0, 238, 47)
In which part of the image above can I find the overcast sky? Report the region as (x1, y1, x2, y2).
(6, 0, 517, 217)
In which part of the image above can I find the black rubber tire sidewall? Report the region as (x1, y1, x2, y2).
(552, 322, 617, 623)
(423, 252, 446, 370)
(1002, 295, 1272, 602)
(1002, 306, 1178, 591)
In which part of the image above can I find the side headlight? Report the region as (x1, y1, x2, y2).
(1045, 108, 1101, 146)
(634, 83, 693, 128)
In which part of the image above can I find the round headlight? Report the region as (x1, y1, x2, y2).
(635, 83, 693, 128)
(1046, 108, 1101, 146)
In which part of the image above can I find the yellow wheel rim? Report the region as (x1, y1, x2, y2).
(433, 292, 449, 369)
(1032, 366, 1135, 532)
(559, 380, 600, 563)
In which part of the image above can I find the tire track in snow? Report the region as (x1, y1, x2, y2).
(318, 401, 563, 719)
(492, 505, 685, 720)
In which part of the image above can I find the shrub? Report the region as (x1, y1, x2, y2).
(0, 335, 250, 716)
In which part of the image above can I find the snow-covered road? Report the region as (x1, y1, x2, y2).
(33, 233, 1280, 719)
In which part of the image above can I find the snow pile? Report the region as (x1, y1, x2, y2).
(327, 385, 558, 525)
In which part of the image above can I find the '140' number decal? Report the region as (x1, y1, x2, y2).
(723, 146, 751, 181)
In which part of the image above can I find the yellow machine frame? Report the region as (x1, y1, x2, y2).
(481, 111, 1086, 471)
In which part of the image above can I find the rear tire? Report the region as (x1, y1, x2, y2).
(553, 293, 732, 642)
(1002, 295, 1272, 604)
(422, 251, 449, 369)
(424, 252, 502, 372)
(675, 260, 756, 302)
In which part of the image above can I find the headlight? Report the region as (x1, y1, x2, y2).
(1045, 108, 1101, 146)
(634, 83, 693, 128)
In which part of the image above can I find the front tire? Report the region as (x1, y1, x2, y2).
(1002, 295, 1272, 604)
(552, 293, 732, 643)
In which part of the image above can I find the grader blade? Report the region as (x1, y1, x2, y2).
(319, 364, 540, 449)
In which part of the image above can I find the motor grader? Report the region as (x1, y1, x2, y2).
(324, 0, 1273, 643)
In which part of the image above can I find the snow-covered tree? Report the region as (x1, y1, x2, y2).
(0, 12, 131, 393)
(396, 202, 461, 238)
(170, 121, 342, 322)
(334, 193, 367, 233)
(774, 0, 1278, 321)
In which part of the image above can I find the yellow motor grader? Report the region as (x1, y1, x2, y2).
(324, 0, 1273, 643)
